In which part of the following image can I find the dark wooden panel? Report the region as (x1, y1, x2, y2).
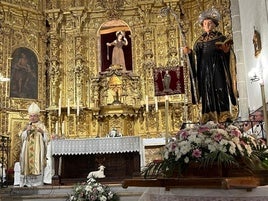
(59, 152, 140, 184)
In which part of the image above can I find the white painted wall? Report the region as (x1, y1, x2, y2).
(233, 0, 268, 114)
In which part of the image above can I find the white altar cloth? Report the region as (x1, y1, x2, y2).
(138, 186, 268, 201)
(51, 136, 142, 155)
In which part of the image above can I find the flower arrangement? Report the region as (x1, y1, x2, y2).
(68, 178, 120, 201)
(143, 121, 268, 178)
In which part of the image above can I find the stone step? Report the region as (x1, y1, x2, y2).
(0, 184, 146, 201)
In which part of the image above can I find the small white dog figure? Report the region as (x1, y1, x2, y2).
(87, 165, 106, 179)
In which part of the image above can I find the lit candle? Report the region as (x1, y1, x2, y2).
(67, 99, 70, 116)
(145, 95, 149, 112)
(155, 97, 158, 111)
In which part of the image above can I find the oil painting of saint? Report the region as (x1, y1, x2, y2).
(10, 47, 38, 99)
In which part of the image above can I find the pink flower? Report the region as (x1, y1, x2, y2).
(213, 133, 223, 142)
(240, 140, 247, 146)
(179, 130, 189, 140)
(218, 124, 225, 129)
(171, 142, 177, 150)
(230, 129, 241, 137)
(192, 149, 202, 158)
(198, 126, 209, 133)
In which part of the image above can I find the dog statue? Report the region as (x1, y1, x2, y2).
(87, 165, 105, 179)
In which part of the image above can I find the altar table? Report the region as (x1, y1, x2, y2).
(51, 136, 142, 184)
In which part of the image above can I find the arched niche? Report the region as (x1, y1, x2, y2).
(99, 20, 132, 72)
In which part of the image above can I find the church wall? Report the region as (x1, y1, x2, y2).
(235, 0, 268, 112)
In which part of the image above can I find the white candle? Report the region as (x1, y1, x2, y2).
(180, 47, 184, 57)
(67, 99, 70, 116)
(62, 121, 65, 134)
(155, 97, 158, 111)
(77, 96, 80, 116)
(58, 97, 61, 116)
(58, 90, 62, 116)
(145, 95, 149, 112)
(55, 121, 58, 134)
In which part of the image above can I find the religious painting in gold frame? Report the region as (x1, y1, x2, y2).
(10, 47, 38, 99)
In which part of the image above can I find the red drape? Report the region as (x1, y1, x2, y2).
(154, 66, 185, 96)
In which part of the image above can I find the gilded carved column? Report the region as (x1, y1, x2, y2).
(143, 29, 155, 96)
(48, 35, 61, 107)
(69, 6, 88, 111)
(74, 36, 87, 110)
(74, 58, 85, 109)
(167, 27, 179, 67)
(46, 9, 63, 108)
(49, 59, 60, 107)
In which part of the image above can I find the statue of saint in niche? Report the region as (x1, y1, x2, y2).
(100, 20, 132, 72)
(106, 31, 128, 71)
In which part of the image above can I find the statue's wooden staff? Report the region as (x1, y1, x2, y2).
(160, 6, 199, 106)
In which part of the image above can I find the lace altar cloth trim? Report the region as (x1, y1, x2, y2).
(138, 187, 268, 201)
(52, 136, 142, 155)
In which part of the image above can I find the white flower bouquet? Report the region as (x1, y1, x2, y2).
(143, 121, 268, 178)
(68, 178, 120, 201)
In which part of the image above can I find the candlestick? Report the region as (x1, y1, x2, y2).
(260, 83, 268, 145)
(165, 95, 169, 144)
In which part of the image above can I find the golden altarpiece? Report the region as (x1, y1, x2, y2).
(0, 0, 233, 180)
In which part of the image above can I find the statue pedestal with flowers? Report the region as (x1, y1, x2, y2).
(122, 121, 268, 190)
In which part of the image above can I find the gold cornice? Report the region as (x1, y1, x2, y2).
(99, 104, 136, 117)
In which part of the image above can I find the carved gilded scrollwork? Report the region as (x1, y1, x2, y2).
(98, 0, 124, 19)
(70, 7, 88, 32)
(1, 0, 234, 168)
(47, 34, 62, 108)
(46, 9, 63, 33)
